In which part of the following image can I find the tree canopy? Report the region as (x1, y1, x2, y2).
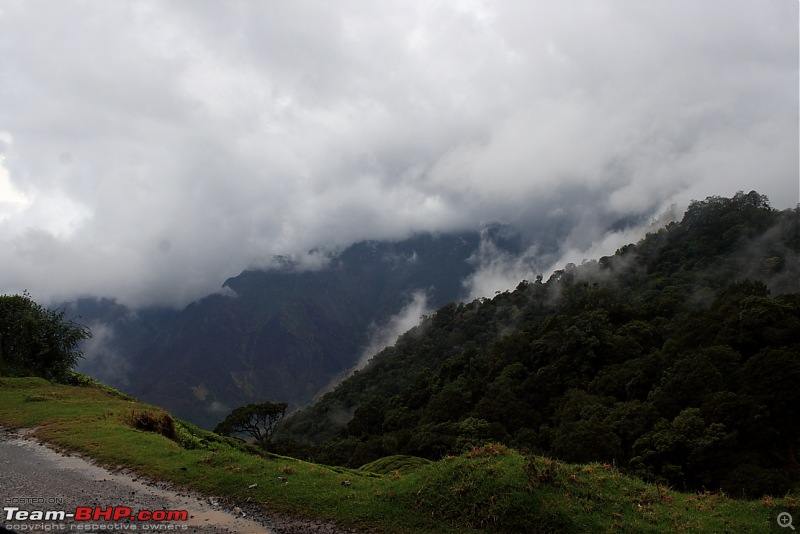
(214, 402, 288, 451)
(0, 292, 92, 381)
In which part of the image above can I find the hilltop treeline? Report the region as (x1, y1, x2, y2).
(277, 191, 800, 497)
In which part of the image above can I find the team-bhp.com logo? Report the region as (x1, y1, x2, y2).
(4, 506, 188, 522)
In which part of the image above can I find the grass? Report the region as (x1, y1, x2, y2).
(0, 376, 794, 533)
(359, 454, 432, 475)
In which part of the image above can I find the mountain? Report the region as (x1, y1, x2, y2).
(70, 231, 507, 428)
(276, 191, 800, 497)
(67, 298, 179, 389)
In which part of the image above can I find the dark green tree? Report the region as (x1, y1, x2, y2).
(0, 292, 92, 381)
(214, 402, 288, 451)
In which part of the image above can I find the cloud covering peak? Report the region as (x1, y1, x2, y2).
(0, 1, 797, 307)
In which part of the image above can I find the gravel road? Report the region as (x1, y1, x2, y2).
(0, 427, 364, 534)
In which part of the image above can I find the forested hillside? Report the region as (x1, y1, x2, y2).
(277, 191, 800, 497)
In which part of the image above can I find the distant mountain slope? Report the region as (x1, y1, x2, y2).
(72, 231, 499, 429)
(277, 191, 800, 497)
(67, 299, 178, 389)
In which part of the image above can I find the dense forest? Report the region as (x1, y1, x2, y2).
(276, 191, 800, 498)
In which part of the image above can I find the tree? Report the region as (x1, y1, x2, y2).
(0, 292, 92, 381)
(214, 402, 288, 451)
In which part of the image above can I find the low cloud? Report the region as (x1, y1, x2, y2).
(463, 231, 541, 301)
(359, 290, 433, 368)
(551, 204, 684, 273)
(463, 202, 686, 299)
(75, 323, 130, 388)
(312, 289, 432, 400)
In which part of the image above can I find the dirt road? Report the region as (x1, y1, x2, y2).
(0, 427, 360, 534)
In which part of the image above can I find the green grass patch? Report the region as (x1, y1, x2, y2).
(359, 454, 432, 475)
(0, 377, 791, 533)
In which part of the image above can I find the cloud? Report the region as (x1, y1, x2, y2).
(0, 154, 32, 220)
(462, 229, 541, 301)
(314, 289, 433, 399)
(359, 290, 433, 368)
(75, 322, 130, 387)
(0, 1, 796, 307)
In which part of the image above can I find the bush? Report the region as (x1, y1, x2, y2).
(128, 410, 178, 441)
(0, 292, 91, 382)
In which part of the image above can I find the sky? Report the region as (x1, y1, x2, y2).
(1, 0, 797, 308)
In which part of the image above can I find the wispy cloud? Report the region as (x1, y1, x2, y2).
(76, 322, 130, 387)
(359, 290, 433, 368)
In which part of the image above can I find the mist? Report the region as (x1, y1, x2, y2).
(75, 322, 130, 388)
(359, 290, 433, 369)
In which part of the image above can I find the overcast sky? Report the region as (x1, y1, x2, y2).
(0, 1, 797, 308)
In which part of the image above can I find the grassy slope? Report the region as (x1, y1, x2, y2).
(0, 377, 792, 533)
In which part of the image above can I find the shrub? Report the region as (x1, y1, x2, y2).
(128, 410, 178, 441)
